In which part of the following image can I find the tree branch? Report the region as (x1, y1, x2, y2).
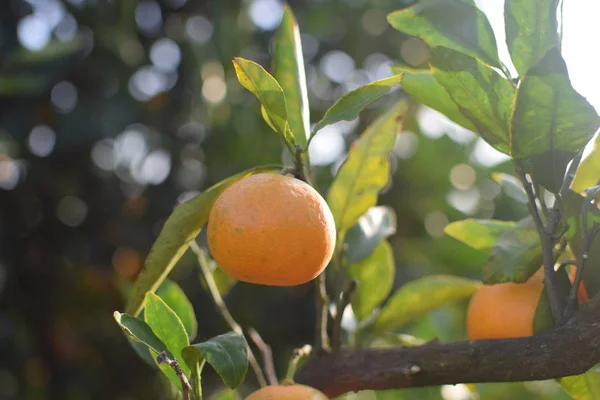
(295, 299, 600, 398)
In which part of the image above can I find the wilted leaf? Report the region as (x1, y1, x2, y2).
(374, 275, 481, 333)
(313, 75, 402, 134)
(387, 0, 501, 67)
(510, 48, 600, 193)
(482, 217, 541, 284)
(125, 165, 280, 317)
(156, 279, 197, 341)
(391, 65, 477, 132)
(504, 0, 559, 76)
(345, 206, 397, 264)
(232, 57, 295, 146)
(350, 240, 395, 321)
(571, 130, 600, 195)
(183, 332, 248, 390)
(444, 219, 515, 253)
(430, 47, 514, 154)
(273, 5, 310, 151)
(327, 101, 407, 241)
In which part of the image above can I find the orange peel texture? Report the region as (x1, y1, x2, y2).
(207, 173, 336, 286)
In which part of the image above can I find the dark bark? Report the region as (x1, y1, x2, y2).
(295, 298, 600, 398)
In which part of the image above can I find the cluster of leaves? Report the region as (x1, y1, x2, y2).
(113, 1, 600, 399)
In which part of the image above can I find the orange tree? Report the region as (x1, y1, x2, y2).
(114, 1, 600, 399)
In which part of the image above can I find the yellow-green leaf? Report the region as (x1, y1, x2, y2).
(273, 5, 310, 151)
(390, 65, 477, 133)
(444, 218, 515, 253)
(504, 0, 560, 76)
(510, 48, 600, 193)
(387, 0, 501, 67)
(571, 130, 600, 195)
(374, 275, 481, 333)
(326, 101, 407, 242)
(144, 293, 191, 390)
(156, 279, 197, 341)
(313, 75, 402, 134)
(232, 57, 295, 146)
(430, 47, 514, 154)
(350, 240, 395, 321)
(125, 165, 281, 317)
(559, 368, 600, 400)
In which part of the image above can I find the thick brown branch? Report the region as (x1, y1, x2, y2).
(296, 300, 600, 398)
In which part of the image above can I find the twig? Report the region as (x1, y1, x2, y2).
(190, 241, 268, 388)
(248, 328, 278, 386)
(516, 167, 563, 322)
(283, 344, 313, 384)
(314, 273, 331, 354)
(157, 352, 192, 400)
(295, 297, 600, 397)
(331, 280, 357, 351)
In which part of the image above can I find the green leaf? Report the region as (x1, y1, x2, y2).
(482, 217, 542, 284)
(327, 101, 407, 241)
(559, 368, 600, 400)
(444, 219, 515, 253)
(113, 311, 167, 355)
(571, 130, 600, 195)
(313, 74, 402, 134)
(510, 48, 600, 193)
(390, 65, 477, 132)
(156, 279, 197, 341)
(345, 205, 397, 264)
(504, 0, 559, 76)
(232, 57, 295, 146)
(145, 293, 191, 389)
(374, 275, 481, 333)
(491, 172, 528, 203)
(273, 5, 310, 150)
(387, 0, 501, 67)
(125, 165, 280, 317)
(430, 47, 514, 154)
(182, 332, 248, 390)
(350, 240, 395, 321)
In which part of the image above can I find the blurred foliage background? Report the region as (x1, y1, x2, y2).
(0, 0, 574, 399)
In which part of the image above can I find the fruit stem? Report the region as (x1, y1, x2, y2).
(190, 241, 269, 388)
(283, 344, 312, 384)
(331, 280, 357, 351)
(248, 327, 279, 385)
(314, 273, 331, 354)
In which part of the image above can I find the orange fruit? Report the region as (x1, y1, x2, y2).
(207, 173, 336, 286)
(466, 272, 544, 340)
(245, 384, 329, 400)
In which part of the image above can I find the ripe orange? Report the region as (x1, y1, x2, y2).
(466, 272, 544, 340)
(207, 173, 336, 286)
(245, 384, 329, 400)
